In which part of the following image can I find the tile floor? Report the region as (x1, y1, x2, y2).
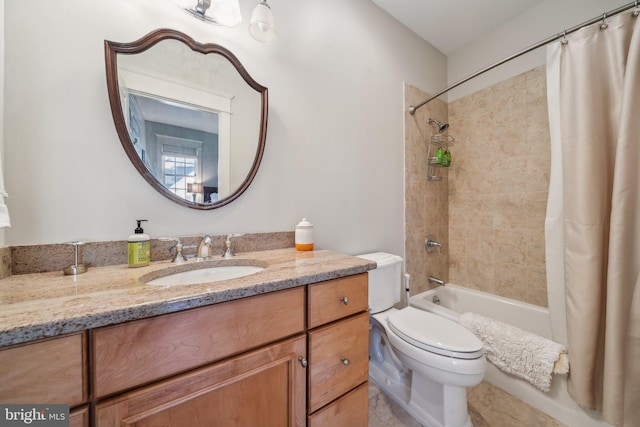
(369, 380, 567, 427)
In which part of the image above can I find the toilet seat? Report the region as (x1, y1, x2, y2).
(387, 307, 483, 360)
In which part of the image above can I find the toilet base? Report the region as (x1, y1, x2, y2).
(370, 362, 474, 427)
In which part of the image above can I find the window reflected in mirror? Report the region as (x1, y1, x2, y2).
(127, 94, 220, 204)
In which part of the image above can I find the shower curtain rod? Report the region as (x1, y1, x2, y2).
(409, 1, 639, 115)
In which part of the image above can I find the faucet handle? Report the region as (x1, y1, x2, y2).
(160, 237, 188, 263)
(171, 241, 188, 263)
(222, 235, 234, 259)
(425, 235, 443, 254)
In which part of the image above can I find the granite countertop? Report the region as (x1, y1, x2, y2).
(0, 248, 376, 347)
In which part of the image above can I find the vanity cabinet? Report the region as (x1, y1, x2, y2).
(94, 274, 369, 426)
(307, 274, 369, 425)
(0, 270, 370, 427)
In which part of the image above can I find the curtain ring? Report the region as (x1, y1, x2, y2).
(633, 0, 639, 17)
(600, 13, 609, 30)
(561, 30, 568, 45)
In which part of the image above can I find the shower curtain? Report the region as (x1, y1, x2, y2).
(546, 12, 640, 426)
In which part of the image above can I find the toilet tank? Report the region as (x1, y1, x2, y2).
(356, 252, 403, 314)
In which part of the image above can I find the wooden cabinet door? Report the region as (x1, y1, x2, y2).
(0, 332, 87, 406)
(96, 335, 306, 427)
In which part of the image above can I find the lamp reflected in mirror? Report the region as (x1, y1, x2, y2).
(187, 182, 204, 203)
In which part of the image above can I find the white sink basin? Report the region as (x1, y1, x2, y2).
(146, 265, 265, 286)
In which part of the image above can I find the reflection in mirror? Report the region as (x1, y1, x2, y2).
(127, 94, 221, 204)
(105, 29, 268, 209)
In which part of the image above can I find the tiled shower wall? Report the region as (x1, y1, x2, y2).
(404, 83, 449, 296)
(405, 66, 551, 307)
(448, 66, 550, 306)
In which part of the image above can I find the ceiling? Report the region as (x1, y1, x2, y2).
(371, 0, 544, 55)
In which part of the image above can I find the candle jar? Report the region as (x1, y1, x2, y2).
(295, 218, 314, 251)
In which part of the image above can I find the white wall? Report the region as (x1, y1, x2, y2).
(3, 0, 446, 257)
(447, 0, 630, 101)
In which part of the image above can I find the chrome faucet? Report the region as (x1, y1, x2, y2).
(196, 235, 213, 260)
(425, 235, 442, 254)
(222, 234, 235, 259)
(428, 276, 445, 287)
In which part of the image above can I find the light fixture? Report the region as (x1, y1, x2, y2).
(187, 183, 204, 202)
(180, 0, 242, 27)
(249, 1, 276, 42)
(175, 0, 276, 41)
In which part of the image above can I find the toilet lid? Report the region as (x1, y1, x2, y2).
(387, 307, 484, 360)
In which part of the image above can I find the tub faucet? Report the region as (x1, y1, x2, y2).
(428, 276, 445, 287)
(196, 235, 213, 260)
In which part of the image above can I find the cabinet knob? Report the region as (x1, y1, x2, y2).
(298, 356, 308, 368)
(341, 356, 350, 366)
(339, 296, 349, 305)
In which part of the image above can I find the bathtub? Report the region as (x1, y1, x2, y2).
(410, 284, 612, 427)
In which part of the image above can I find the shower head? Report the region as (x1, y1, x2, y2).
(428, 118, 449, 133)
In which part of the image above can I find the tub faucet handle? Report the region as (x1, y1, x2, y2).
(425, 235, 443, 254)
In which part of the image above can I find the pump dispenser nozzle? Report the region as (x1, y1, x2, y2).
(135, 219, 148, 234)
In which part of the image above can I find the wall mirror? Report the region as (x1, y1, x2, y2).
(105, 29, 268, 209)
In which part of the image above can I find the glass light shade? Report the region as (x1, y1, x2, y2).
(249, 1, 276, 42)
(209, 0, 242, 27)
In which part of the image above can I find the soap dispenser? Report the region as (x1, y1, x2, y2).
(128, 220, 150, 267)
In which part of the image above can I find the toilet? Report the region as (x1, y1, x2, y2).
(357, 252, 486, 427)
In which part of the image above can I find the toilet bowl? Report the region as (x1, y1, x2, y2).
(358, 252, 486, 427)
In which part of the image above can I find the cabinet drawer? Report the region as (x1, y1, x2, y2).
(308, 312, 369, 413)
(0, 332, 87, 406)
(308, 382, 368, 427)
(93, 287, 305, 397)
(308, 273, 368, 328)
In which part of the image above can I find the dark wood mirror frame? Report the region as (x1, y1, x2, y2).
(105, 29, 268, 210)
